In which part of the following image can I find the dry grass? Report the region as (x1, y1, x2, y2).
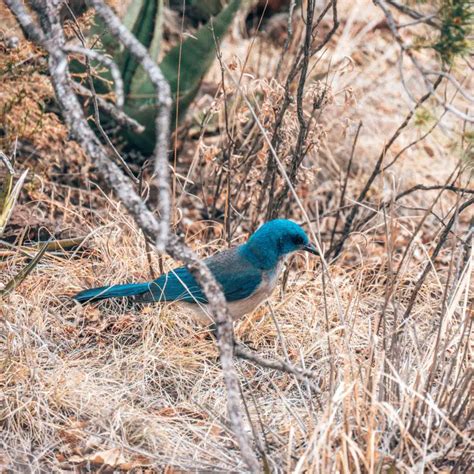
(1, 0, 472, 472)
(1, 205, 471, 471)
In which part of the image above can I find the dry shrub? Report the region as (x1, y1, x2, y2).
(0, 9, 87, 172)
(0, 0, 472, 471)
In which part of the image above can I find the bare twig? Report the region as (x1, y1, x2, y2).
(376, 0, 473, 123)
(396, 184, 474, 200)
(352, 181, 473, 236)
(331, 75, 443, 258)
(329, 121, 361, 251)
(385, 0, 440, 28)
(400, 197, 474, 323)
(63, 44, 124, 107)
(5, 1, 259, 470)
(275, 0, 297, 79)
(234, 344, 321, 394)
(72, 82, 144, 133)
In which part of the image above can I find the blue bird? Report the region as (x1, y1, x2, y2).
(74, 219, 319, 323)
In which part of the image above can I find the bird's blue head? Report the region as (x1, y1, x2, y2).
(241, 219, 319, 270)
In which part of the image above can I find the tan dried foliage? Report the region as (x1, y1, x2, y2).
(0, 0, 472, 472)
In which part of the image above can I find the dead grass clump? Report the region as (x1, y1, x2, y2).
(1, 0, 472, 471)
(1, 199, 472, 470)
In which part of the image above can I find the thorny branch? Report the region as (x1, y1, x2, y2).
(4, 0, 259, 470)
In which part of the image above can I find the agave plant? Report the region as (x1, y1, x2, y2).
(76, 0, 241, 154)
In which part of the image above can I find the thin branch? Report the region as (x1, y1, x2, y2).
(423, 70, 474, 104)
(63, 4, 144, 139)
(65, 39, 138, 184)
(381, 109, 447, 172)
(401, 197, 474, 323)
(72, 82, 145, 134)
(331, 74, 442, 258)
(385, 0, 440, 28)
(234, 344, 322, 395)
(396, 184, 474, 201)
(329, 121, 361, 251)
(352, 179, 471, 241)
(275, 0, 297, 79)
(376, 0, 473, 123)
(397, 14, 438, 29)
(63, 44, 124, 107)
(5, 0, 259, 470)
(88, 0, 172, 251)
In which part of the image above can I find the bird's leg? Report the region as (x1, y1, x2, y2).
(239, 337, 258, 351)
(206, 322, 218, 341)
(206, 322, 242, 351)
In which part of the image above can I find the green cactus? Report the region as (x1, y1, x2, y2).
(126, 0, 241, 153)
(76, 0, 241, 154)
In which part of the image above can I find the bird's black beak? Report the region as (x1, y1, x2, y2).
(303, 242, 319, 256)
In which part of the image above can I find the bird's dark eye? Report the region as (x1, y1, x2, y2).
(293, 235, 304, 245)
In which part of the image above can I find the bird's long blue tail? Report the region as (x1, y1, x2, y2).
(74, 282, 150, 303)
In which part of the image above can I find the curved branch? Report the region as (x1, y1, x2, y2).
(5, 0, 259, 470)
(87, 0, 172, 251)
(72, 82, 145, 134)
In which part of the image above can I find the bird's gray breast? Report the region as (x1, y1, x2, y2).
(179, 260, 285, 323)
(225, 259, 284, 319)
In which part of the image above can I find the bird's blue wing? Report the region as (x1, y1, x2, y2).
(137, 248, 262, 304)
(207, 248, 263, 302)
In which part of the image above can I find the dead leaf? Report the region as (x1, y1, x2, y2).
(89, 448, 127, 466)
(68, 448, 152, 470)
(69, 448, 125, 467)
(84, 306, 101, 322)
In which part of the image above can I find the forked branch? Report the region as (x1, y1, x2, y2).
(4, 0, 259, 470)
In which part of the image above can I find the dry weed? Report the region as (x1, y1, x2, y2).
(1, 0, 472, 471)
